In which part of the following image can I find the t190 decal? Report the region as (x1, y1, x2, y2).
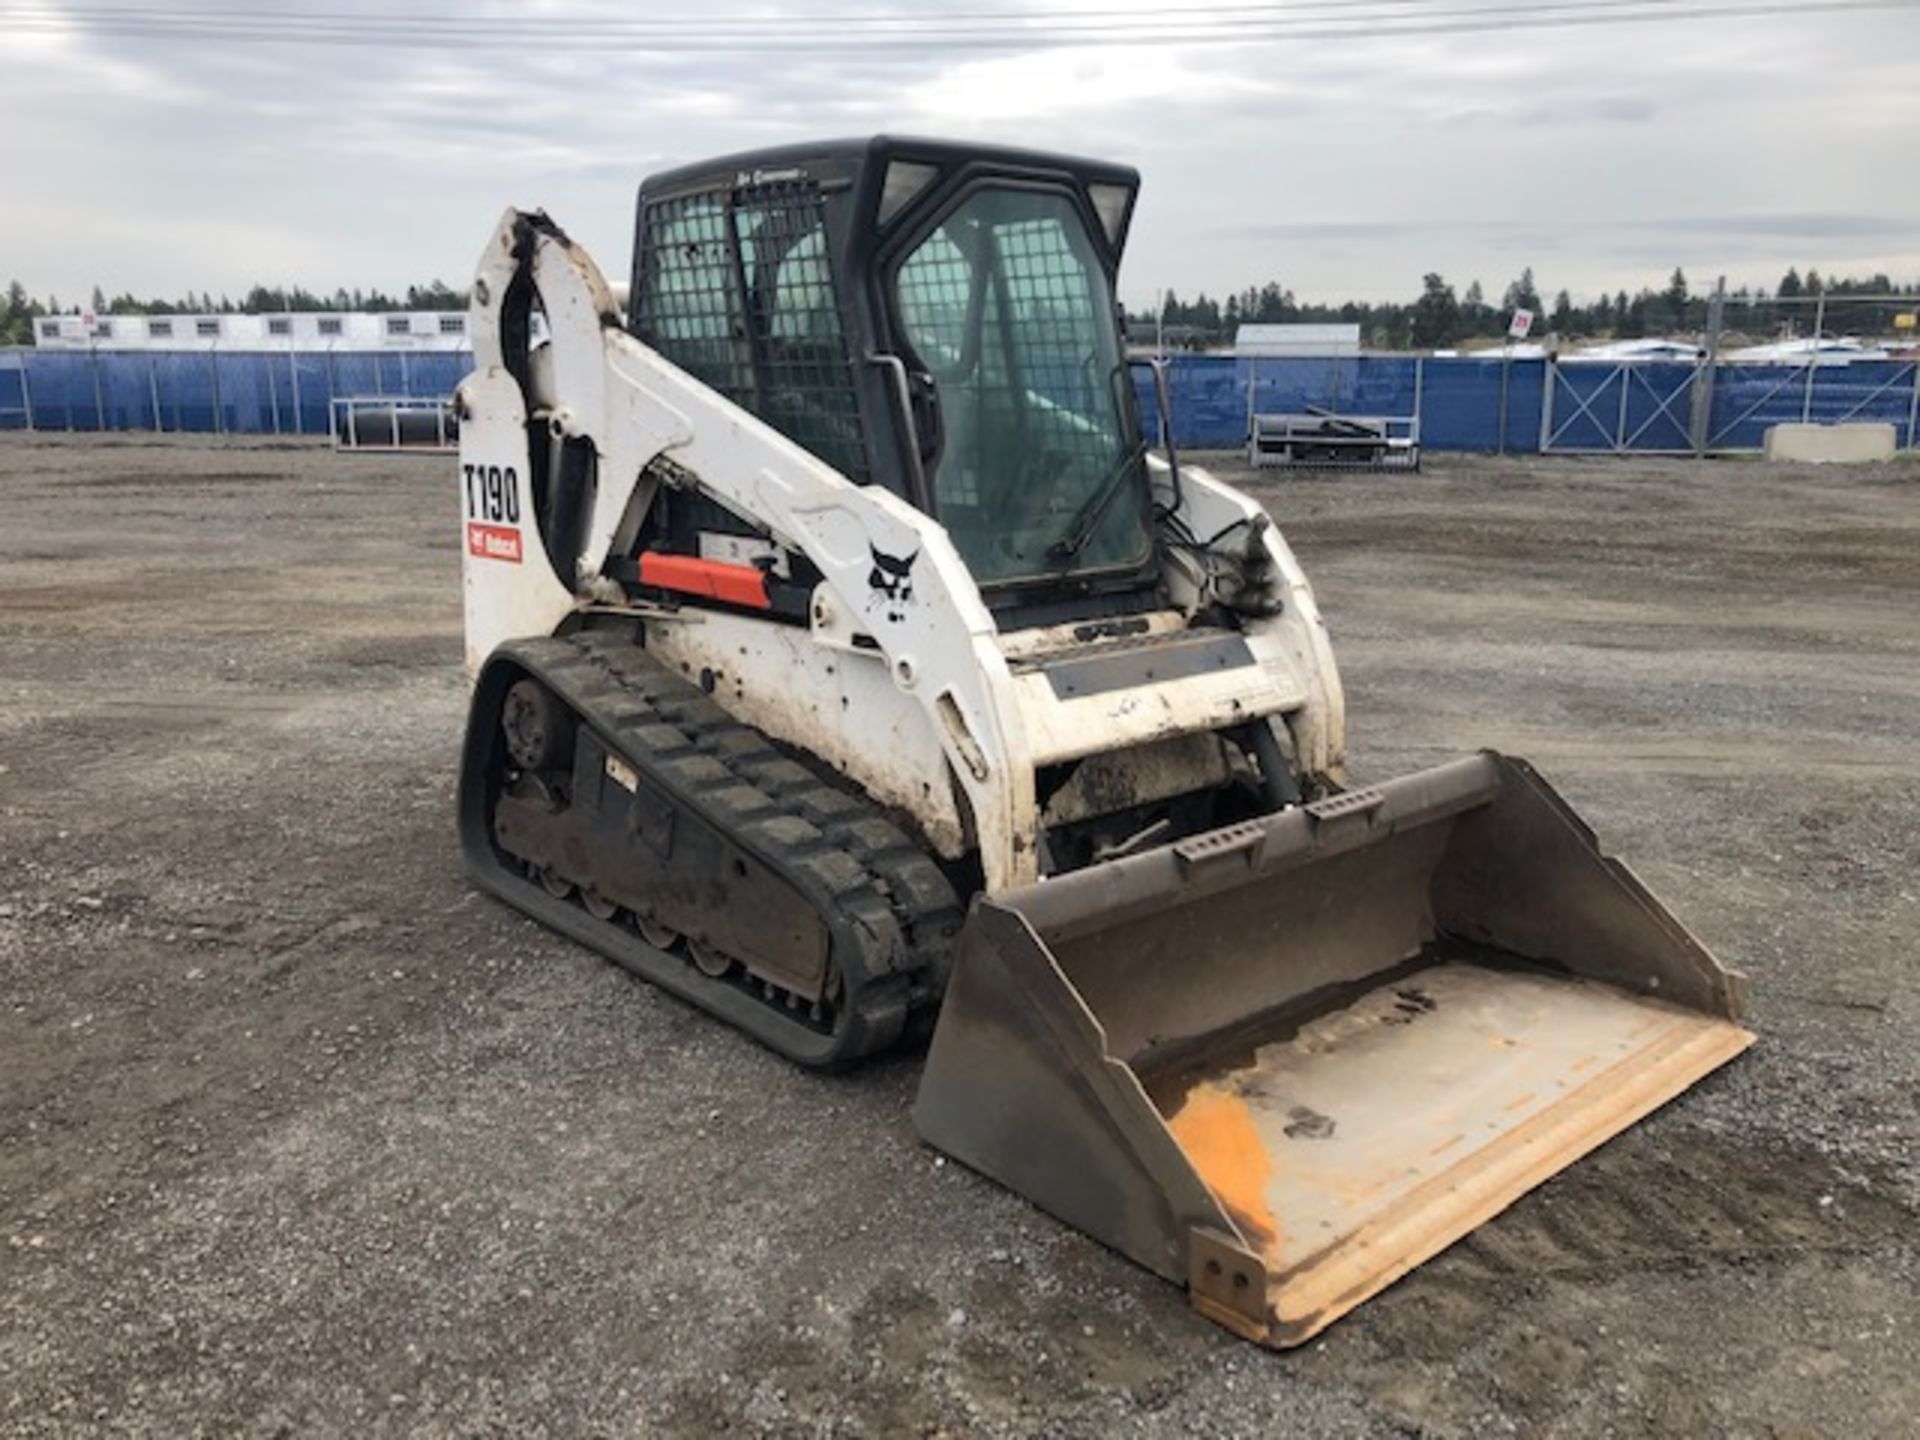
(463, 463, 520, 524)
(463, 462, 522, 563)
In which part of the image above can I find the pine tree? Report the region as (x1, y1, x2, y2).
(1551, 289, 1575, 337)
(1410, 273, 1461, 349)
(1461, 280, 1487, 335)
(1663, 268, 1690, 332)
(1502, 267, 1542, 319)
(1620, 293, 1651, 340)
(1, 280, 28, 345)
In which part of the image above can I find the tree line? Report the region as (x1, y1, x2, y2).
(5, 266, 1913, 351)
(1132, 268, 1916, 351)
(0, 280, 469, 345)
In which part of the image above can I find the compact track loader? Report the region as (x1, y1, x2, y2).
(454, 137, 1752, 1347)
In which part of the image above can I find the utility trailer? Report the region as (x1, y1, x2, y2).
(1248, 408, 1420, 472)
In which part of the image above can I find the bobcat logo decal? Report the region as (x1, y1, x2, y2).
(867, 544, 919, 623)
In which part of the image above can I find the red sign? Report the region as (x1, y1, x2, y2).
(1507, 308, 1535, 340)
(466, 522, 522, 564)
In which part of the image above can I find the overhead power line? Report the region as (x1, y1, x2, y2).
(4, 0, 1913, 51)
(0, 0, 1829, 28)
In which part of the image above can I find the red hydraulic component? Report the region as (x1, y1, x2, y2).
(638, 552, 772, 610)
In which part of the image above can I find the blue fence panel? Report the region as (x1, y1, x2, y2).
(152, 352, 218, 431)
(408, 353, 470, 400)
(1498, 360, 1546, 454)
(1416, 358, 1511, 451)
(30, 352, 96, 430)
(1356, 356, 1423, 423)
(1623, 362, 1697, 451)
(1708, 364, 1812, 450)
(1544, 363, 1623, 451)
(1546, 362, 1696, 453)
(99, 354, 154, 429)
(1132, 355, 1242, 447)
(1801, 359, 1917, 431)
(214, 353, 262, 432)
(0, 348, 478, 433)
(1135, 354, 1546, 454)
(1249, 355, 1423, 423)
(291, 353, 334, 434)
(0, 356, 25, 430)
(328, 353, 383, 402)
(1707, 361, 1920, 450)
(7, 345, 1903, 452)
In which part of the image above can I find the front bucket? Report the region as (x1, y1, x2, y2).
(913, 752, 1752, 1348)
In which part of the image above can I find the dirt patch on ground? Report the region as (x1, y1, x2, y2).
(1, 435, 1915, 1436)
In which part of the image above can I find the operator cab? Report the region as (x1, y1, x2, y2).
(628, 136, 1157, 625)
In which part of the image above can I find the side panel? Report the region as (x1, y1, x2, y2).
(641, 608, 971, 860)
(456, 366, 575, 674)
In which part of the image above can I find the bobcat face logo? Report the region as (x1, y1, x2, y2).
(867, 544, 918, 623)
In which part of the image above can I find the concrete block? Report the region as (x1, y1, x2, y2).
(1763, 422, 1899, 463)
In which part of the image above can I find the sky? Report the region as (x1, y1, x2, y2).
(3, 1, 1918, 313)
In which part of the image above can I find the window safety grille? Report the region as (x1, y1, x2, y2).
(894, 190, 1137, 582)
(636, 182, 869, 483)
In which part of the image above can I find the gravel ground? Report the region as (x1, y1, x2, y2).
(1, 435, 1915, 1437)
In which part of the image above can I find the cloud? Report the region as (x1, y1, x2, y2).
(1229, 213, 1916, 243)
(0, 1, 1914, 309)
(1439, 93, 1660, 128)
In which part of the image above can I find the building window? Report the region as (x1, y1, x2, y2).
(149, 320, 173, 338)
(438, 314, 465, 335)
(268, 317, 292, 337)
(386, 316, 411, 336)
(94, 321, 113, 338)
(39, 320, 59, 338)
(318, 317, 343, 337)
(196, 319, 221, 337)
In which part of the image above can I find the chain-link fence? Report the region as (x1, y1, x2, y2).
(6, 342, 1916, 458)
(0, 347, 469, 435)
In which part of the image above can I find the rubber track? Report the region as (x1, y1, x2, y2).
(484, 627, 962, 1062)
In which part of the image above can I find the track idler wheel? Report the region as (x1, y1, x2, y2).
(635, 914, 680, 951)
(688, 938, 737, 979)
(501, 678, 577, 772)
(581, 888, 619, 921)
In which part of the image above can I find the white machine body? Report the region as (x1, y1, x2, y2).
(456, 211, 1344, 894)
